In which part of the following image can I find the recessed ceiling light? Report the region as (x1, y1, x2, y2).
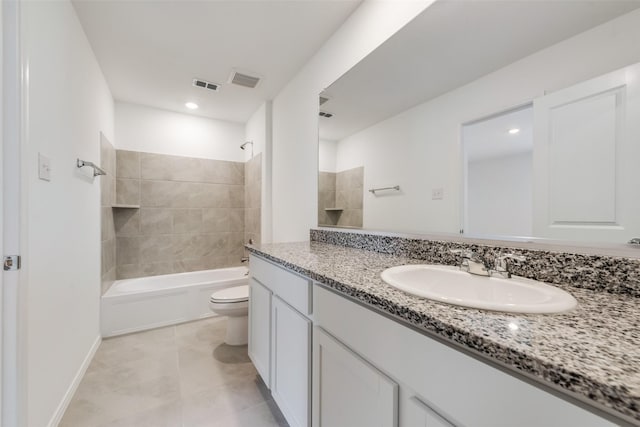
(185, 102, 198, 110)
(508, 128, 520, 135)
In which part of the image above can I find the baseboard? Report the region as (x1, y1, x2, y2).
(47, 335, 102, 427)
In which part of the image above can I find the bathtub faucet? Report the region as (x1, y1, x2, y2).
(241, 257, 249, 263)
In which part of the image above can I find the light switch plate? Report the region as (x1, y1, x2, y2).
(432, 188, 443, 200)
(38, 153, 51, 181)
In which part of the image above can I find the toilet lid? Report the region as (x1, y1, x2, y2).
(210, 285, 249, 303)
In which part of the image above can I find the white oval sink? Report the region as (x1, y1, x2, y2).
(381, 264, 577, 314)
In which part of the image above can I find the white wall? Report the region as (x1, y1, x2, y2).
(271, 0, 433, 242)
(467, 152, 532, 237)
(334, 8, 640, 234)
(115, 101, 245, 161)
(319, 139, 337, 172)
(22, 1, 114, 426)
(245, 101, 273, 243)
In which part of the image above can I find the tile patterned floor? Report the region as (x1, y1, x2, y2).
(60, 317, 288, 427)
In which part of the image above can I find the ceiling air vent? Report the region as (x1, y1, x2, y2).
(319, 96, 330, 106)
(229, 70, 261, 89)
(319, 111, 333, 118)
(193, 78, 220, 92)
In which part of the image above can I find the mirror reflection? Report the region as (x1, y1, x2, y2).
(318, 1, 640, 244)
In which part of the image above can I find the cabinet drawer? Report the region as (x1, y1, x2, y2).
(250, 254, 312, 316)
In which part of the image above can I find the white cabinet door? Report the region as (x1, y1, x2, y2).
(403, 396, 455, 427)
(313, 327, 398, 427)
(248, 278, 271, 387)
(271, 296, 311, 427)
(533, 62, 640, 243)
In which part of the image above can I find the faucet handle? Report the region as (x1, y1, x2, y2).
(450, 248, 474, 258)
(492, 254, 526, 278)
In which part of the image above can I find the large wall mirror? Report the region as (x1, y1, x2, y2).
(318, 0, 640, 246)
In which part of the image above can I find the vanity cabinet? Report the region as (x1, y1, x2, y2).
(248, 254, 312, 427)
(313, 327, 398, 427)
(313, 285, 616, 427)
(248, 278, 271, 385)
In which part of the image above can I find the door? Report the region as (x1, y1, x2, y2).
(533, 63, 640, 243)
(2, 0, 24, 425)
(271, 296, 311, 427)
(248, 278, 272, 387)
(313, 326, 398, 427)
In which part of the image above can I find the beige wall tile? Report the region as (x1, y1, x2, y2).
(204, 159, 244, 185)
(116, 178, 140, 206)
(140, 208, 173, 235)
(202, 209, 230, 233)
(173, 209, 203, 234)
(101, 207, 114, 242)
(112, 150, 259, 280)
(228, 185, 245, 208)
(139, 235, 174, 263)
(140, 152, 173, 181)
(169, 156, 205, 182)
(140, 180, 180, 207)
(318, 172, 336, 193)
(173, 256, 228, 273)
(117, 236, 140, 265)
(227, 232, 245, 259)
(101, 239, 115, 277)
(349, 188, 363, 210)
(114, 208, 140, 236)
(101, 267, 115, 295)
(117, 264, 141, 280)
(116, 150, 140, 179)
(139, 261, 174, 277)
(229, 209, 244, 232)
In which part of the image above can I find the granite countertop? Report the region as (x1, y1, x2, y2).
(247, 241, 640, 424)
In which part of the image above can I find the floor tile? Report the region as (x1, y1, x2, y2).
(61, 318, 289, 427)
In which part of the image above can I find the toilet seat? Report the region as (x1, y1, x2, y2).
(210, 285, 249, 304)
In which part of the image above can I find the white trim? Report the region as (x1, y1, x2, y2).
(46, 335, 101, 427)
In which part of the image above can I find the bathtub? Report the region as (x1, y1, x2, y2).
(101, 266, 249, 337)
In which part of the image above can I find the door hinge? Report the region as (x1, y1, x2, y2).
(3, 255, 21, 271)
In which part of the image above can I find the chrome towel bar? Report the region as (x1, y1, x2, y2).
(77, 158, 106, 177)
(369, 185, 400, 194)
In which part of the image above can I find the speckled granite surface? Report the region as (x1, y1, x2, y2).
(247, 240, 640, 424)
(311, 228, 640, 297)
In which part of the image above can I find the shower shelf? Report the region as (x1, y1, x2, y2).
(112, 204, 140, 209)
(324, 208, 344, 211)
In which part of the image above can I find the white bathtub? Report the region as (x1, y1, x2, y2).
(101, 266, 249, 337)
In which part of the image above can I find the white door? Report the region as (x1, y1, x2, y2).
(533, 62, 640, 243)
(313, 327, 398, 427)
(248, 278, 272, 387)
(2, 0, 24, 425)
(271, 296, 311, 427)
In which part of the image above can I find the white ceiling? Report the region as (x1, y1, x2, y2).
(463, 105, 533, 163)
(72, 0, 361, 123)
(319, 0, 640, 141)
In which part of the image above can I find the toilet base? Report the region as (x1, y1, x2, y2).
(225, 315, 248, 346)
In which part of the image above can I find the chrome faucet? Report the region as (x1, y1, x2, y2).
(490, 254, 526, 279)
(450, 249, 489, 276)
(241, 257, 249, 276)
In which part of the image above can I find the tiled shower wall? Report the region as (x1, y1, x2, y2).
(100, 134, 116, 294)
(318, 171, 337, 226)
(244, 153, 262, 246)
(113, 150, 245, 279)
(317, 167, 363, 228)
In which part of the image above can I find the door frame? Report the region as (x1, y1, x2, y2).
(458, 101, 533, 239)
(2, 0, 28, 425)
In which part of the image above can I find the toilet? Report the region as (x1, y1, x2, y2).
(209, 285, 249, 346)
